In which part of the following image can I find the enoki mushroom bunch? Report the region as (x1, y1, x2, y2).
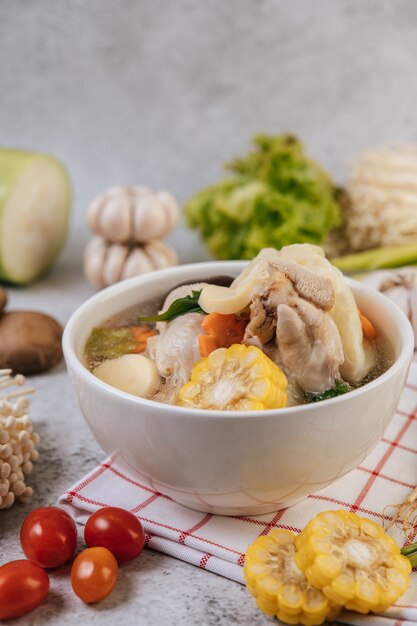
(345, 146, 417, 251)
(0, 370, 38, 510)
(84, 186, 180, 289)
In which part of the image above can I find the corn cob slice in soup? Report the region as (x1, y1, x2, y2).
(178, 344, 288, 411)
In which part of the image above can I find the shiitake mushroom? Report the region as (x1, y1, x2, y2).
(0, 311, 63, 374)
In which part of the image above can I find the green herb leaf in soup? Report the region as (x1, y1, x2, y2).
(138, 290, 204, 323)
(304, 380, 351, 403)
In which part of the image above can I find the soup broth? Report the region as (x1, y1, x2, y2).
(84, 287, 394, 407)
(85, 245, 397, 410)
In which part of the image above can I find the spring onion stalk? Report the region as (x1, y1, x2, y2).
(331, 241, 417, 273)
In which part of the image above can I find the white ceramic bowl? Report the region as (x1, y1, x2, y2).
(63, 262, 414, 516)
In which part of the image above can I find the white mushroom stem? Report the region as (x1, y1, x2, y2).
(3, 387, 35, 400)
(0, 372, 39, 509)
(0, 371, 26, 387)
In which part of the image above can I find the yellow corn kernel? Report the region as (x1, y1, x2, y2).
(177, 344, 288, 411)
(295, 510, 411, 614)
(244, 529, 340, 626)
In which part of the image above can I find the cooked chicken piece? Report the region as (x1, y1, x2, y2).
(246, 296, 276, 344)
(244, 264, 343, 393)
(234, 244, 375, 386)
(147, 312, 203, 403)
(274, 243, 375, 382)
(269, 259, 334, 311)
(245, 273, 296, 344)
(245, 265, 334, 344)
(275, 300, 344, 393)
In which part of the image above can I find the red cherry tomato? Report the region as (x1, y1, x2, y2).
(0, 559, 49, 619)
(84, 506, 145, 563)
(20, 506, 77, 568)
(71, 547, 118, 603)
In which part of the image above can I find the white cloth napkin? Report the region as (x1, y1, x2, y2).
(59, 359, 417, 626)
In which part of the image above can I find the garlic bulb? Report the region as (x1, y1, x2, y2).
(0, 370, 38, 510)
(363, 267, 417, 348)
(345, 146, 417, 251)
(84, 236, 178, 289)
(86, 186, 180, 244)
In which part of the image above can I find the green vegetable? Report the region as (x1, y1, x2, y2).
(0, 148, 71, 284)
(331, 241, 417, 273)
(304, 380, 351, 403)
(401, 543, 417, 568)
(185, 134, 342, 260)
(85, 327, 137, 368)
(138, 290, 204, 323)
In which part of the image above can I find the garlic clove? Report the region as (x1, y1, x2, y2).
(99, 190, 133, 242)
(133, 192, 170, 242)
(155, 191, 180, 231)
(384, 285, 410, 318)
(120, 247, 155, 281)
(145, 239, 178, 268)
(84, 236, 108, 289)
(85, 194, 104, 232)
(102, 243, 129, 287)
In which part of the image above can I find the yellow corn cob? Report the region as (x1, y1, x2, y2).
(295, 510, 411, 614)
(177, 344, 288, 411)
(244, 529, 341, 626)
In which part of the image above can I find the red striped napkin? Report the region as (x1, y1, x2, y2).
(59, 356, 417, 626)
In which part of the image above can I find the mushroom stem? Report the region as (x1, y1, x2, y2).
(3, 387, 35, 400)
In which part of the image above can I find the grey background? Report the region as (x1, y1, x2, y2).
(1, 1, 416, 624)
(3, 0, 417, 268)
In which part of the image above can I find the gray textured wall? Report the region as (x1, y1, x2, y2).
(2, 0, 417, 266)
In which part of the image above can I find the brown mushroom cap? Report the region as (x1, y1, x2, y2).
(0, 288, 7, 312)
(0, 311, 63, 374)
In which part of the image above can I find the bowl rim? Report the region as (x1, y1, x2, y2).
(63, 261, 415, 419)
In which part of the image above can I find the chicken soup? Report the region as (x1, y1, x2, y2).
(84, 244, 393, 409)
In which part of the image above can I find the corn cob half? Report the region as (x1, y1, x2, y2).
(244, 529, 341, 625)
(295, 510, 411, 614)
(177, 344, 288, 411)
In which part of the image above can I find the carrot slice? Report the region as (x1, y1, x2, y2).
(357, 308, 377, 340)
(199, 335, 220, 358)
(199, 313, 246, 357)
(130, 325, 157, 353)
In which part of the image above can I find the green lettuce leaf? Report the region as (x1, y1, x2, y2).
(185, 134, 342, 260)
